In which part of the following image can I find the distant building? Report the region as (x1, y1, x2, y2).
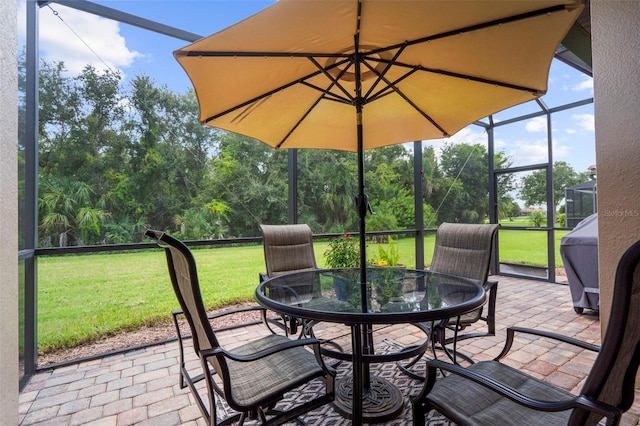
(565, 178, 597, 228)
(521, 207, 546, 214)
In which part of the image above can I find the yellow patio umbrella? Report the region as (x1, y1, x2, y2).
(174, 0, 584, 311)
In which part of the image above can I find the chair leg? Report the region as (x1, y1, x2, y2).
(398, 319, 474, 375)
(486, 284, 497, 335)
(396, 321, 436, 381)
(411, 384, 437, 426)
(397, 353, 427, 381)
(261, 309, 310, 338)
(436, 284, 499, 364)
(172, 310, 188, 388)
(412, 401, 427, 426)
(260, 309, 288, 335)
(411, 363, 442, 426)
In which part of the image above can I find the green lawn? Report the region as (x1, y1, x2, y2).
(37, 246, 265, 353)
(499, 228, 569, 266)
(37, 229, 568, 353)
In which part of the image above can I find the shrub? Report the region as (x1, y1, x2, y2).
(324, 234, 359, 268)
(371, 236, 401, 266)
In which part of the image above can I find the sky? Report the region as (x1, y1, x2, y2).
(18, 0, 596, 183)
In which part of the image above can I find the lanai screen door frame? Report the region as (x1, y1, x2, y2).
(20, 0, 591, 385)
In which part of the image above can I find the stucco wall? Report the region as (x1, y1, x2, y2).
(591, 1, 640, 332)
(0, 0, 19, 422)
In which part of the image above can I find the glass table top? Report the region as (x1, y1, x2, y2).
(256, 267, 485, 324)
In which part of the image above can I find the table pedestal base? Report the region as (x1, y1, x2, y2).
(332, 376, 404, 423)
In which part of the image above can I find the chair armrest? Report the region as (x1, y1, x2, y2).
(172, 306, 269, 338)
(172, 305, 267, 321)
(205, 304, 267, 320)
(495, 326, 600, 361)
(420, 360, 622, 419)
(202, 337, 322, 363)
(484, 279, 498, 292)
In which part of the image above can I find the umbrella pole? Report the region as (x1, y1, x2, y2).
(356, 108, 368, 313)
(355, 37, 373, 395)
(356, 105, 374, 394)
(355, 47, 374, 394)
(354, 33, 368, 315)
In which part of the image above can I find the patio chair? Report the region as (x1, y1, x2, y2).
(145, 229, 335, 426)
(259, 223, 347, 364)
(259, 224, 320, 336)
(429, 223, 501, 352)
(260, 224, 319, 280)
(399, 223, 500, 375)
(412, 239, 640, 426)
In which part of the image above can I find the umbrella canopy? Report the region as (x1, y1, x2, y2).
(175, 0, 583, 151)
(174, 0, 584, 310)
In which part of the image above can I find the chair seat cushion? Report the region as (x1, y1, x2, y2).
(224, 334, 326, 408)
(426, 361, 573, 426)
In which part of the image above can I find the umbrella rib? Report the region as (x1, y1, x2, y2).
(347, 2, 571, 102)
(362, 43, 407, 101)
(276, 57, 355, 149)
(332, 59, 448, 137)
(411, 4, 569, 47)
(177, 50, 355, 59)
(359, 4, 570, 57)
(202, 56, 351, 124)
(423, 68, 542, 95)
(358, 5, 569, 102)
(300, 81, 352, 105)
(366, 67, 418, 103)
(308, 56, 355, 103)
(275, 82, 364, 149)
(336, 57, 449, 136)
(366, 67, 450, 137)
(274, 95, 322, 150)
(375, 57, 543, 95)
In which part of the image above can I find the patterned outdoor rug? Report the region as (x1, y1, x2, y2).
(213, 339, 452, 425)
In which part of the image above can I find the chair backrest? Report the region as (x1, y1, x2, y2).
(145, 229, 219, 355)
(571, 240, 640, 426)
(430, 222, 500, 284)
(260, 224, 318, 278)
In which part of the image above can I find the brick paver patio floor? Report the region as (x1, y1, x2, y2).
(19, 275, 640, 425)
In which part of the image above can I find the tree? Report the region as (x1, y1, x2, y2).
(298, 149, 359, 233)
(430, 142, 513, 224)
(34, 56, 526, 245)
(38, 62, 125, 245)
(36, 60, 223, 244)
(365, 145, 415, 230)
(520, 161, 589, 211)
(172, 201, 230, 240)
(530, 211, 546, 227)
(209, 133, 288, 237)
(502, 200, 522, 221)
(39, 177, 108, 246)
(40, 65, 126, 185)
(125, 77, 219, 232)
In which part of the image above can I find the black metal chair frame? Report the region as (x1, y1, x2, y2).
(399, 223, 500, 377)
(259, 224, 319, 336)
(259, 224, 347, 367)
(412, 239, 640, 426)
(430, 224, 500, 359)
(146, 229, 336, 426)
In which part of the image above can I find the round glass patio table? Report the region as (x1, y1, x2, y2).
(255, 267, 485, 424)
